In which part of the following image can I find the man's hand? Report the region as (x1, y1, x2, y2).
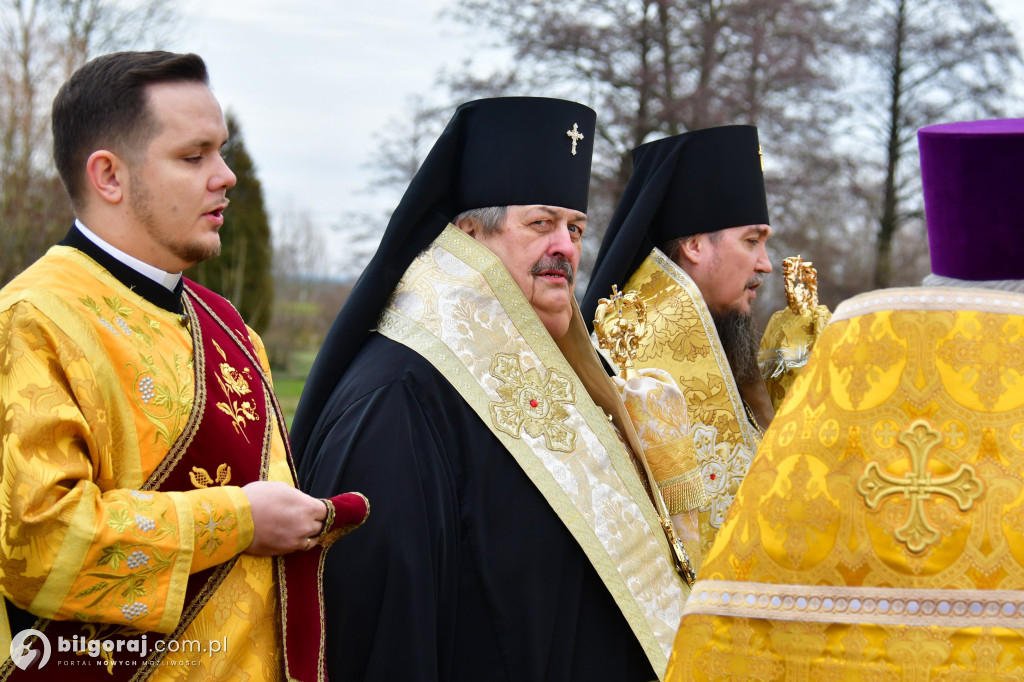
(242, 481, 327, 555)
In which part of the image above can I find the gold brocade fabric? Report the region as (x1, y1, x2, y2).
(613, 369, 706, 516)
(0, 246, 287, 680)
(758, 304, 831, 411)
(613, 250, 761, 560)
(613, 369, 706, 574)
(666, 287, 1024, 681)
(377, 225, 688, 675)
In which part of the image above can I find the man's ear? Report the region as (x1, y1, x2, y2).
(85, 150, 126, 205)
(676, 235, 705, 266)
(455, 215, 480, 239)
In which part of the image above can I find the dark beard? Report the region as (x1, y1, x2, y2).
(714, 310, 762, 387)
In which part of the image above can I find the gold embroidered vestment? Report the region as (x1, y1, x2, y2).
(0, 246, 292, 679)
(605, 250, 763, 565)
(666, 287, 1024, 680)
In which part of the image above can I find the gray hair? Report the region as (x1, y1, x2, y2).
(453, 206, 508, 236)
(922, 273, 1024, 293)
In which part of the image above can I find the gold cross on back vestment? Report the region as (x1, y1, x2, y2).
(857, 419, 983, 553)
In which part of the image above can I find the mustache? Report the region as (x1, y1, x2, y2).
(531, 256, 575, 284)
(746, 274, 764, 288)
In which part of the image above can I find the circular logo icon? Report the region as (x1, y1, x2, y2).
(10, 628, 51, 670)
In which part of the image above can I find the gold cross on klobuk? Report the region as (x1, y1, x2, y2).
(566, 123, 584, 156)
(857, 419, 983, 553)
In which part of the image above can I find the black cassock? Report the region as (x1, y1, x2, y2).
(298, 334, 656, 682)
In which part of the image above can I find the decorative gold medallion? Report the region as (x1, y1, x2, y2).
(858, 419, 983, 553)
(593, 285, 647, 378)
(489, 353, 577, 452)
(566, 122, 584, 156)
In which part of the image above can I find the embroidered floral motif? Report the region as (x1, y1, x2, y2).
(81, 293, 192, 446)
(129, 351, 193, 447)
(190, 463, 232, 488)
(77, 624, 119, 670)
(489, 353, 577, 452)
(211, 339, 259, 442)
(125, 550, 150, 569)
(121, 601, 148, 621)
(195, 499, 238, 557)
(78, 545, 172, 615)
(107, 508, 133, 533)
(73, 495, 176, 620)
(138, 376, 155, 404)
(98, 542, 128, 569)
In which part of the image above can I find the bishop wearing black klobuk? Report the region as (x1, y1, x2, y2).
(580, 126, 775, 565)
(291, 98, 688, 681)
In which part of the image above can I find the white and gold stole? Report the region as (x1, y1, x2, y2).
(378, 225, 687, 674)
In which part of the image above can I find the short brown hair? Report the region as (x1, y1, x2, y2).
(51, 51, 209, 209)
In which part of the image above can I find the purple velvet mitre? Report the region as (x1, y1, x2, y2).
(918, 118, 1024, 281)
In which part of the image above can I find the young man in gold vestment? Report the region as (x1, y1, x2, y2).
(665, 119, 1024, 680)
(0, 52, 367, 680)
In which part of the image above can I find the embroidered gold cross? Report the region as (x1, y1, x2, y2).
(566, 123, 584, 156)
(757, 144, 765, 172)
(857, 420, 983, 553)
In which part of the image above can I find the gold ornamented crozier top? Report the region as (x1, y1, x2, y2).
(593, 285, 647, 379)
(783, 255, 819, 312)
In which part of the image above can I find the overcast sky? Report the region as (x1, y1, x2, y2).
(173, 1, 469, 251)
(172, 1, 1024, 271)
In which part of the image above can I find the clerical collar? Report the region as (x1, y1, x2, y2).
(74, 219, 182, 290)
(60, 223, 185, 314)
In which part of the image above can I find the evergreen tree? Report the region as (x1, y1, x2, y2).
(188, 113, 274, 333)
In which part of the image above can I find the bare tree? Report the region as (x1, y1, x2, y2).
(262, 206, 354, 372)
(0, 0, 178, 286)
(841, 0, 1023, 288)
(363, 0, 849, 297)
(350, 0, 1023, 306)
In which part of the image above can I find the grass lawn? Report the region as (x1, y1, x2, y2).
(272, 350, 318, 427)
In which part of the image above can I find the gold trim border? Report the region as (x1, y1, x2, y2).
(645, 248, 761, 451)
(441, 230, 669, 543)
(832, 286, 1024, 323)
(684, 579, 1024, 628)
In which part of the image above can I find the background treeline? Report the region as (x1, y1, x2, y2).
(358, 0, 1024, 314)
(3, 0, 1023, 379)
